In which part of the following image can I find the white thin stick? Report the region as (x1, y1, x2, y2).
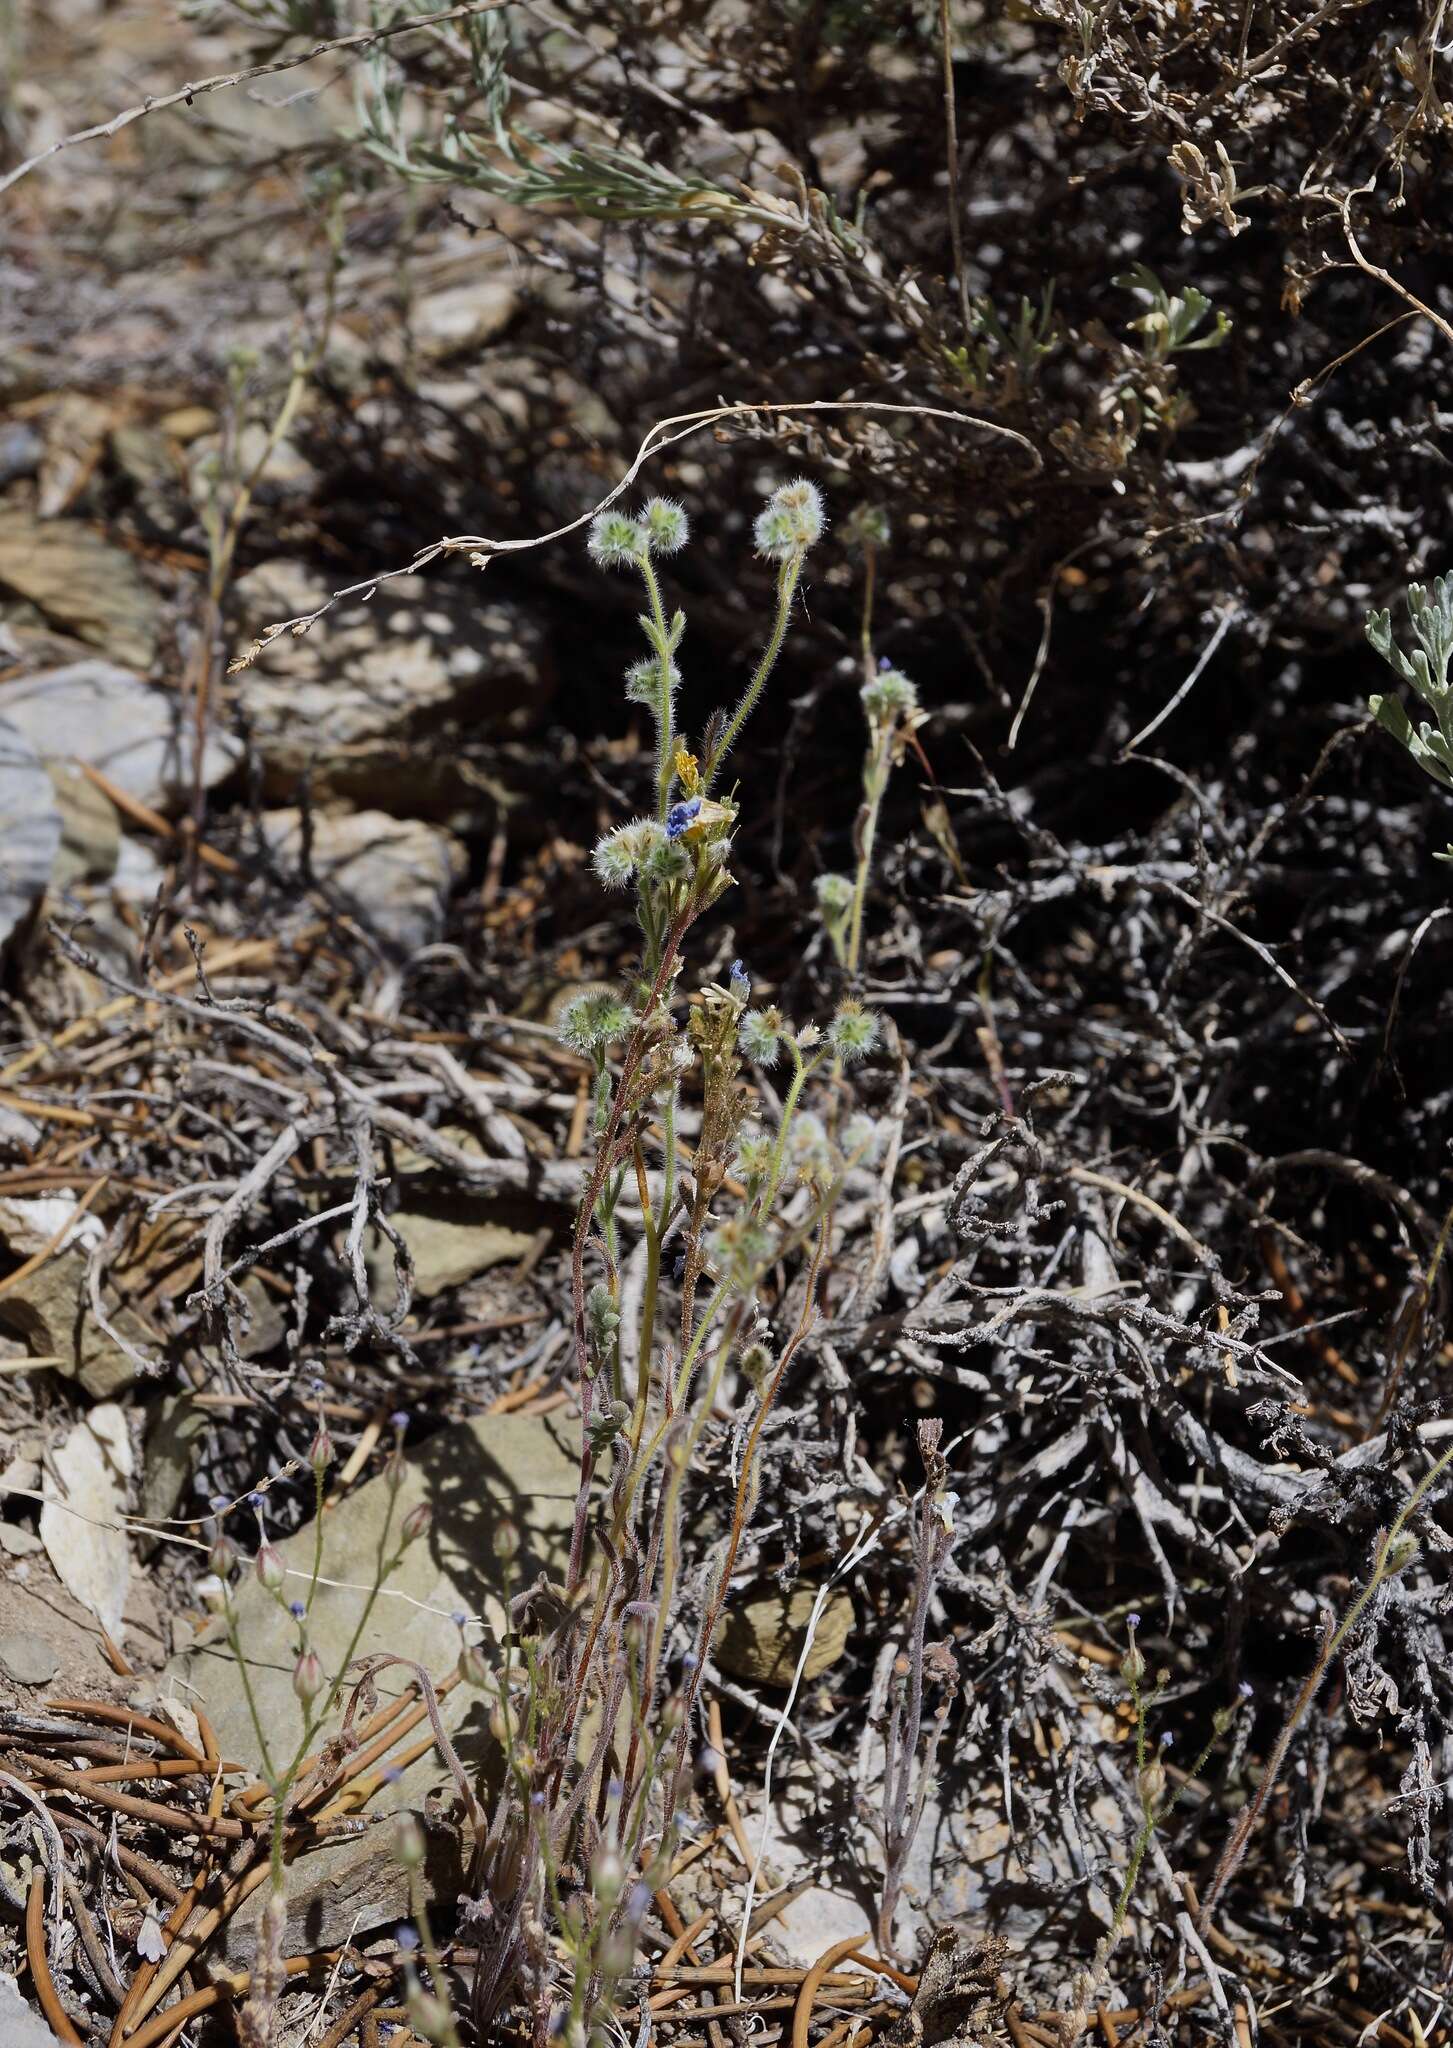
(1121, 606, 1238, 756)
(229, 398, 1039, 670)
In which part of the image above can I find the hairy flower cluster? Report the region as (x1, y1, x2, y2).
(593, 817, 667, 888)
(642, 497, 690, 554)
(788, 1110, 831, 1174)
(587, 511, 649, 569)
(559, 989, 634, 1053)
(733, 1124, 774, 1181)
(738, 1007, 784, 1066)
(861, 666, 919, 724)
(841, 1111, 886, 1163)
(815, 873, 853, 919)
(829, 1000, 879, 1062)
(588, 495, 690, 570)
(842, 503, 891, 550)
(753, 477, 827, 562)
(625, 655, 680, 706)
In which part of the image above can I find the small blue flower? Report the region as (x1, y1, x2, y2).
(389, 1410, 409, 1430)
(607, 1776, 625, 1800)
(208, 1494, 230, 1513)
(246, 1491, 266, 1509)
(681, 1649, 699, 1671)
(396, 1924, 420, 1953)
(381, 1765, 404, 1785)
(451, 1610, 467, 1630)
(289, 1600, 307, 1620)
(665, 796, 702, 841)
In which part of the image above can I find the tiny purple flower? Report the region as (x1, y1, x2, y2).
(208, 1494, 230, 1514)
(389, 1409, 409, 1430)
(289, 1600, 307, 1620)
(396, 1924, 420, 1953)
(681, 1650, 699, 1671)
(1238, 1680, 1254, 1699)
(381, 1765, 404, 1785)
(665, 796, 702, 841)
(1126, 1611, 1141, 1631)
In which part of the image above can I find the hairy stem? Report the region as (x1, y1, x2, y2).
(708, 552, 802, 788)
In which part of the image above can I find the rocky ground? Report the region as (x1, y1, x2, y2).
(5, 3, 1453, 2047)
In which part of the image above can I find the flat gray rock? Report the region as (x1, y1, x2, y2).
(229, 562, 545, 805)
(0, 510, 160, 670)
(168, 1409, 579, 1959)
(257, 808, 465, 955)
(0, 661, 239, 812)
(0, 716, 61, 949)
(0, 1628, 60, 1686)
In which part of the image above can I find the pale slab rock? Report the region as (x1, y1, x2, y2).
(40, 1401, 133, 1645)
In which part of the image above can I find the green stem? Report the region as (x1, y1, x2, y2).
(656, 1086, 678, 1234)
(635, 1222, 661, 1443)
(225, 1604, 278, 1784)
(708, 552, 802, 788)
(845, 739, 890, 978)
(759, 1042, 818, 1220)
(305, 1466, 325, 1617)
(860, 543, 877, 683)
(638, 554, 675, 818)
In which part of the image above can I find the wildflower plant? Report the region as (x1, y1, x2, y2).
(1367, 574, 1453, 858)
(450, 483, 890, 2045)
(819, 509, 928, 974)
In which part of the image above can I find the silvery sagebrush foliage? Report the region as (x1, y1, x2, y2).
(455, 481, 893, 2048)
(1367, 575, 1453, 858)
